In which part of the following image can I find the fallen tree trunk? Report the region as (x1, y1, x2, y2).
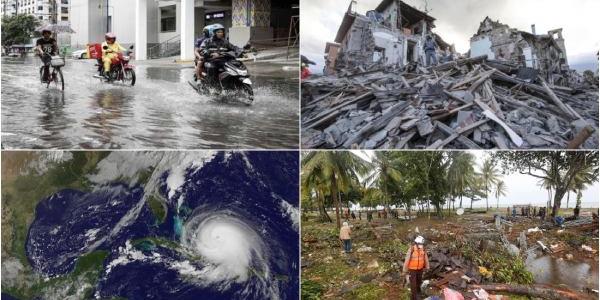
(468, 284, 596, 300)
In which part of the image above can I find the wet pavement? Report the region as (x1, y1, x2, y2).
(1, 56, 299, 149)
(526, 253, 599, 291)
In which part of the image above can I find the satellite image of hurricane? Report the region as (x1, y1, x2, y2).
(1, 151, 299, 300)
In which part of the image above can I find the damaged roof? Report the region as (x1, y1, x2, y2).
(335, 0, 437, 43)
(334, 9, 358, 43)
(375, 0, 436, 24)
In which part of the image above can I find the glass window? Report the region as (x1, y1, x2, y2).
(160, 5, 176, 32)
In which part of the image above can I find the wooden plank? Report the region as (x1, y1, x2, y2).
(426, 139, 445, 149)
(395, 130, 417, 149)
(434, 121, 482, 149)
(539, 77, 578, 120)
(304, 91, 374, 129)
(474, 98, 523, 147)
(342, 101, 410, 148)
(432, 102, 475, 121)
(456, 119, 489, 134)
(567, 125, 595, 149)
(482, 110, 524, 147)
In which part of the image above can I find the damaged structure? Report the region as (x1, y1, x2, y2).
(302, 2, 599, 150)
(470, 17, 573, 86)
(324, 0, 453, 75)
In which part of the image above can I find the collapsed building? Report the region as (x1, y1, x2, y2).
(303, 2, 598, 150)
(470, 17, 575, 86)
(324, 0, 453, 75)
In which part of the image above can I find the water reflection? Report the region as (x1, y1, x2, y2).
(1, 57, 299, 149)
(526, 253, 598, 291)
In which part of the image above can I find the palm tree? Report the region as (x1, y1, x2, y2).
(494, 180, 508, 208)
(302, 151, 370, 228)
(480, 157, 500, 211)
(536, 166, 560, 218)
(301, 167, 332, 223)
(364, 152, 402, 208)
(447, 152, 476, 208)
(468, 175, 485, 210)
(570, 165, 598, 218)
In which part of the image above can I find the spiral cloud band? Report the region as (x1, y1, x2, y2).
(180, 208, 274, 296)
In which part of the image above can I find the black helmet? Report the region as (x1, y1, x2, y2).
(42, 29, 52, 34)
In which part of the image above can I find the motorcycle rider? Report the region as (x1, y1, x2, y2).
(199, 24, 240, 81)
(35, 29, 58, 82)
(194, 27, 211, 81)
(101, 32, 126, 79)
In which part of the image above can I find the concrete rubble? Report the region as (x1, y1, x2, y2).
(301, 54, 599, 149)
(303, 0, 599, 150)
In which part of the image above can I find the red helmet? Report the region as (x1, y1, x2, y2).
(105, 32, 116, 40)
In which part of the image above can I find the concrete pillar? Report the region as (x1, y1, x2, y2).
(229, 0, 273, 47)
(180, 0, 195, 61)
(135, 0, 147, 60)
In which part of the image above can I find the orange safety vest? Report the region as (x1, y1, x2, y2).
(407, 245, 426, 270)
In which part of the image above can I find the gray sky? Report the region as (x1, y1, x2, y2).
(351, 150, 599, 208)
(301, 0, 600, 73)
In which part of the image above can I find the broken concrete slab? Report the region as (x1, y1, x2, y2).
(301, 56, 598, 149)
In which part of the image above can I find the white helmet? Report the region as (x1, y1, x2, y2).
(414, 235, 424, 244)
(342, 221, 349, 227)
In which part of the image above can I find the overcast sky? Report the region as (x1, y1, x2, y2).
(301, 0, 600, 73)
(350, 150, 599, 208)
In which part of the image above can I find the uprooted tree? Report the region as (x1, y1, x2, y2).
(492, 151, 599, 218)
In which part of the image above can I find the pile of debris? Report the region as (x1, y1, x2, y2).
(301, 55, 599, 149)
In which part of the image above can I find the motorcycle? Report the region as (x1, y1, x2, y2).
(93, 45, 136, 86)
(190, 47, 253, 105)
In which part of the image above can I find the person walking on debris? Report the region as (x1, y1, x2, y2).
(403, 236, 430, 300)
(339, 221, 352, 253)
(351, 211, 356, 220)
(540, 207, 546, 220)
(423, 35, 438, 67)
(512, 207, 516, 218)
(367, 211, 373, 222)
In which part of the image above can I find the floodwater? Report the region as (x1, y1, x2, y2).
(1, 56, 299, 149)
(526, 253, 599, 291)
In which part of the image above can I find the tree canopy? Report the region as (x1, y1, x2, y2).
(302, 151, 598, 223)
(1, 15, 40, 48)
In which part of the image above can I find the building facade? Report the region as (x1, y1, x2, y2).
(1, 0, 69, 22)
(470, 17, 570, 84)
(325, 0, 452, 74)
(69, 0, 297, 61)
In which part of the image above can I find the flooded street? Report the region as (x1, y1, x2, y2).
(1, 56, 298, 149)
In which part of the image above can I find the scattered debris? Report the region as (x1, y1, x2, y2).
(357, 246, 374, 253)
(564, 216, 595, 227)
(581, 245, 596, 253)
(536, 240, 549, 252)
(302, 56, 598, 149)
(469, 283, 597, 300)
